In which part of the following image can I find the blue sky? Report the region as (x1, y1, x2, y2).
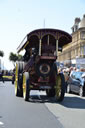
(0, 0, 85, 70)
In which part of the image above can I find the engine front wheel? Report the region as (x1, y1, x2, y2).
(55, 73, 65, 102)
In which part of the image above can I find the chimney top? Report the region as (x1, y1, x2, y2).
(83, 14, 85, 18)
(74, 18, 81, 24)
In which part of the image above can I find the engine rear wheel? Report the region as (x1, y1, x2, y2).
(23, 72, 30, 101)
(55, 73, 65, 102)
(15, 61, 23, 97)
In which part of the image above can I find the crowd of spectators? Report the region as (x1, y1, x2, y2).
(57, 66, 85, 91)
(58, 66, 85, 78)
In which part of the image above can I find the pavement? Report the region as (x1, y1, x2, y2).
(45, 93, 85, 128)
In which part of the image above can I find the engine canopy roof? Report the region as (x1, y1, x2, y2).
(17, 28, 72, 53)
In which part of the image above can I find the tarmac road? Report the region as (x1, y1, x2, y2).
(0, 82, 63, 128)
(0, 82, 85, 128)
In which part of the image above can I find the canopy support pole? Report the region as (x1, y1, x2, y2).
(56, 39, 58, 57)
(39, 39, 42, 56)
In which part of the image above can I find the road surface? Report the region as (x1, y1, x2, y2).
(0, 82, 85, 128)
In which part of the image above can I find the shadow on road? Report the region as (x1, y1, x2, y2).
(60, 96, 85, 109)
(0, 116, 2, 118)
(29, 94, 85, 109)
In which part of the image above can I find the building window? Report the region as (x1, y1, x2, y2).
(76, 48, 78, 56)
(75, 49, 77, 56)
(84, 46, 85, 55)
(80, 31, 85, 40)
(80, 47, 83, 55)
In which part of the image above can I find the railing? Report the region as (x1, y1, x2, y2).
(17, 36, 27, 53)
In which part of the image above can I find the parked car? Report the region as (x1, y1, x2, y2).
(67, 71, 85, 96)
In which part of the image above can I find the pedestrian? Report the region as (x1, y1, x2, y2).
(63, 68, 70, 92)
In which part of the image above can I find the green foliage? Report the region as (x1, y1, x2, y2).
(18, 54, 23, 61)
(9, 52, 23, 67)
(9, 52, 18, 62)
(0, 50, 4, 57)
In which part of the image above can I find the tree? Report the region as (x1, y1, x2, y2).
(0, 50, 4, 70)
(9, 52, 23, 67)
(0, 50, 4, 57)
(18, 54, 23, 61)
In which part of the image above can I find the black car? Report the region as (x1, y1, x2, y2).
(67, 71, 85, 96)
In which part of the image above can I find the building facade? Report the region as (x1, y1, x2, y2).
(58, 14, 85, 68)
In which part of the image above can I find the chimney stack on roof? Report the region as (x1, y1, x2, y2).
(74, 18, 81, 24)
(72, 17, 81, 33)
(83, 14, 85, 18)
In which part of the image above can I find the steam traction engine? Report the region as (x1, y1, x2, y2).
(15, 28, 72, 102)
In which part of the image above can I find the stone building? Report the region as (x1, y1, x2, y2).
(58, 14, 85, 68)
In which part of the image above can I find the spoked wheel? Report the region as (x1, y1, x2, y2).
(23, 72, 30, 101)
(55, 73, 65, 102)
(79, 86, 83, 97)
(15, 61, 24, 97)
